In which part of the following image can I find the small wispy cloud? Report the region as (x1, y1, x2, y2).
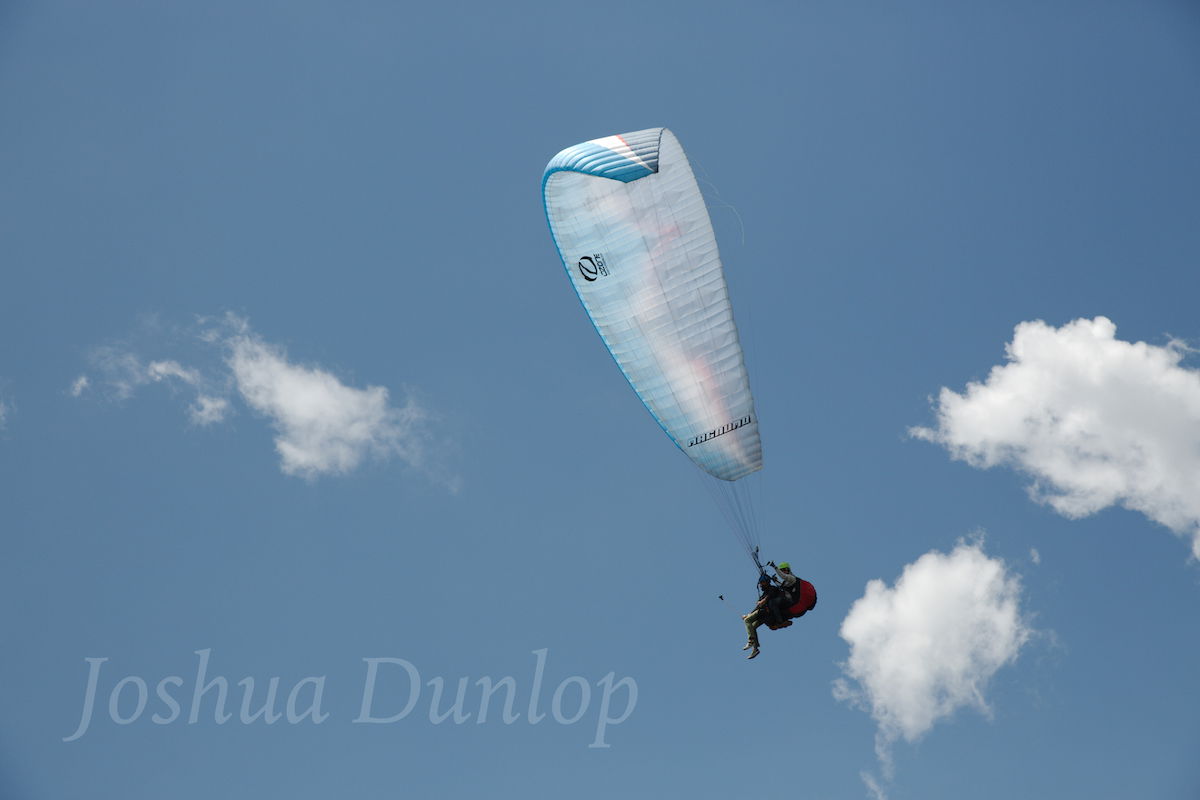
(189, 395, 229, 426)
(0, 396, 10, 431)
(860, 771, 888, 800)
(834, 537, 1031, 791)
(147, 360, 202, 386)
(912, 317, 1200, 560)
(87, 345, 149, 401)
(79, 342, 228, 423)
(73, 313, 445, 483)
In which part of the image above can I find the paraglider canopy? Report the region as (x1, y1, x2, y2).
(542, 128, 762, 482)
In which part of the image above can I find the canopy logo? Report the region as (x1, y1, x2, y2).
(687, 415, 753, 448)
(577, 254, 609, 282)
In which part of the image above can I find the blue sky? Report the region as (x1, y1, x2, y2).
(2, 2, 1199, 798)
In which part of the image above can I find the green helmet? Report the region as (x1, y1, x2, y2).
(778, 561, 791, 571)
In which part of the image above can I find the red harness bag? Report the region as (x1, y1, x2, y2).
(787, 579, 817, 618)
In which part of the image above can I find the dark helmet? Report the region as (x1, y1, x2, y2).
(758, 573, 773, 587)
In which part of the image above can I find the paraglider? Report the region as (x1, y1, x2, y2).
(740, 560, 818, 658)
(542, 128, 813, 658)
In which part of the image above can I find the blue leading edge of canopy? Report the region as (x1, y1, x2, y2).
(542, 128, 663, 185)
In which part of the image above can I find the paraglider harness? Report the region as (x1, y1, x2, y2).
(752, 549, 817, 631)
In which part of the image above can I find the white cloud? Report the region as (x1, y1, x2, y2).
(0, 397, 9, 430)
(226, 331, 426, 479)
(912, 317, 1200, 559)
(75, 313, 440, 481)
(833, 539, 1031, 778)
